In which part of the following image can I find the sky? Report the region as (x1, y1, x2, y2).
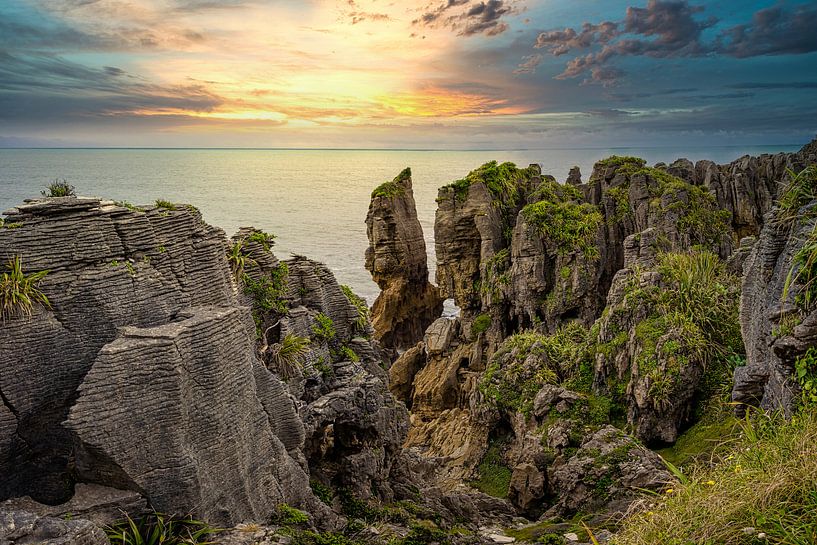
(1, 0, 816, 149)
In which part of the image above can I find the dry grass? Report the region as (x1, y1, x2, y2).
(612, 409, 817, 545)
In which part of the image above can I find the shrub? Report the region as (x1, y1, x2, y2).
(784, 222, 817, 312)
(227, 240, 252, 281)
(268, 334, 310, 379)
(777, 165, 817, 223)
(311, 312, 336, 341)
(242, 262, 289, 320)
(441, 161, 534, 202)
(0, 256, 50, 322)
(274, 503, 310, 526)
(246, 230, 276, 251)
(155, 199, 177, 210)
(106, 512, 218, 545)
(372, 167, 411, 198)
(41, 179, 75, 198)
(310, 480, 334, 505)
(471, 313, 492, 335)
(522, 200, 603, 257)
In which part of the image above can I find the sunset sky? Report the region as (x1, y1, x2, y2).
(1, 0, 816, 148)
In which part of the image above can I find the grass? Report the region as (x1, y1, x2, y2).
(777, 165, 817, 223)
(341, 284, 369, 331)
(612, 408, 817, 545)
(274, 504, 310, 526)
(784, 222, 817, 312)
(106, 512, 218, 545)
(155, 199, 177, 210)
(0, 256, 50, 322)
(41, 179, 75, 198)
(267, 333, 310, 379)
(470, 440, 512, 498)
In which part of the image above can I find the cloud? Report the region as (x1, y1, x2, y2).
(717, 3, 817, 57)
(513, 53, 541, 74)
(530, 0, 817, 85)
(413, 0, 517, 37)
(341, 0, 391, 25)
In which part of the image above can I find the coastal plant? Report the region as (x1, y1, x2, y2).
(470, 440, 512, 498)
(227, 240, 253, 281)
(274, 504, 310, 526)
(155, 199, 177, 211)
(522, 200, 603, 258)
(777, 165, 817, 223)
(340, 284, 369, 331)
(0, 256, 50, 322)
(611, 409, 817, 545)
(267, 333, 310, 379)
(105, 512, 218, 545)
(783, 222, 817, 312)
(311, 312, 336, 341)
(242, 262, 289, 319)
(310, 480, 334, 505)
(795, 347, 817, 405)
(471, 313, 492, 335)
(246, 230, 276, 251)
(371, 167, 410, 198)
(41, 179, 75, 198)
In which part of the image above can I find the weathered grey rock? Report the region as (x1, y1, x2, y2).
(366, 169, 443, 352)
(424, 318, 459, 355)
(0, 509, 107, 545)
(508, 463, 545, 513)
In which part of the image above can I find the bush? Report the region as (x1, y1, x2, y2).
(41, 179, 75, 198)
(311, 312, 336, 341)
(0, 256, 50, 322)
(106, 512, 218, 545)
(372, 168, 411, 198)
(470, 440, 512, 498)
(274, 503, 309, 526)
(522, 200, 603, 258)
(155, 199, 177, 210)
(340, 285, 369, 331)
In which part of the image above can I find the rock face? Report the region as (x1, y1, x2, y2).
(366, 168, 443, 352)
(732, 141, 817, 415)
(0, 197, 404, 526)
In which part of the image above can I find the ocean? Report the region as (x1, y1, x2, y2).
(0, 145, 798, 303)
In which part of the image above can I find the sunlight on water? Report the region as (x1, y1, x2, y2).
(0, 146, 797, 303)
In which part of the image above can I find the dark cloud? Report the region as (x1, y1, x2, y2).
(0, 52, 223, 122)
(727, 81, 817, 90)
(341, 0, 391, 25)
(530, 1, 817, 85)
(717, 4, 817, 58)
(413, 0, 516, 37)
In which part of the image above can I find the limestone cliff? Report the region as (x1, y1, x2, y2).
(365, 168, 442, 352)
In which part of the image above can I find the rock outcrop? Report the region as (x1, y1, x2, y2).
(0, 197, 404, 527)
(732, 141, 817, 415)
(366, 168, 442, 352)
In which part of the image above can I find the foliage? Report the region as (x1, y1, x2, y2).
(246, 230, 276, 251)
(115, 201, 144, 212)
(784, 222, 817, 312)
(595, 155, 646, 170)
(0, 256, 50, 322)
(242, 262, 289, 322)
(470, 440, 512, 498)
(481, 248, 511, 300)
(341, 284, 369, 331)
(522, 200, 603, 257)
(310, 480, 334, 505)
(274, 504, 310, 526)
(155, 199, 177, 210)
(41, 179, 75, 198)
(106, 512, 218, 545)
(227, 240, 252, 281)
(268, 334, 310, 379)
(338, 345, 359, 362)
(401, 522, 450, 545)
(471, 313, 492, 335)
(481, 323, 590, 414)
(441, 161, 535, 202)
(311, 312, 336, 341)
(611, 409, 817, 545)
(777, 165, 817, 222)
(371, 168, 410, 199)
(795, 347, 817, 405)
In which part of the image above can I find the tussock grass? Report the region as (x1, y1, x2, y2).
(612, 409, 817, 545)
(0, 256, 50, 322)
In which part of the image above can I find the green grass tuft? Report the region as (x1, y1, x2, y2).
(41, 179, 75, 198)
(0, 256, 50, 322)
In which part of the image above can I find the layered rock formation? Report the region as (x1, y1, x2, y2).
(0, 197, 404, 527)
(732, 141, 817, 415)
(366, 168, 442, 352)
(384, 140, 817, 519)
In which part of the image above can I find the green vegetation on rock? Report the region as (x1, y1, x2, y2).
(372, 167, 411, 198)
(155, 199, 177, 210)
(311, 312, 336, 341)
(522, 200, 603, 257)
(0, 256, 50, 322)
(470, 440, 512, 498)
(441, 161, 535, 202)
(612, 409, 817, 545)
(777, 165, 817, 222)
(41, 179, 75, 198)
(341, 284, 369, 330)
(268, 333, 310, 379)
(242, 261, 289, 329)
(106, 512, 218, 545)
(471, 313, 492, 335)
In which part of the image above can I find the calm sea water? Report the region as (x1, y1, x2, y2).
(0, 146, 798, 303)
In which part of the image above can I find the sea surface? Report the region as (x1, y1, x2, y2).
(0, 145, 799, 303)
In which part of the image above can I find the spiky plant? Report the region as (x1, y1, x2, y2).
(0, 256, 50, 322)
(777, 165, 817, 224)
(41, 179, 75, 198)
(106, 512, 218, 545)
(267, 333, 310, 379)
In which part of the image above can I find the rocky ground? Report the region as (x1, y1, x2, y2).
(0, 138, 815, 545)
